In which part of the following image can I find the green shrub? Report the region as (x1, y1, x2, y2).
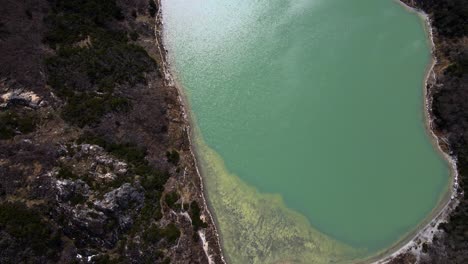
(190, 201, 208, 232)
(144, 223, 180, 245)
(160, 223, 180, 244)
(45, 0, 157, 127)
(143, 224, 160, 243)
(0, 202, 59, 253)
(129, 31, 139, 41)
(164, 191, 180, 210)
(45, 0, 124, 47)
(69, 193, 87, 205)
(148, 0, 158, 17)
(0, 110, 37, 139)
(92, 254, 110, 264)
(140, 202, 162, 223)
(166, 150, 180, 165)
(79, 133, 170, 193)
(57, 166, 79, 180)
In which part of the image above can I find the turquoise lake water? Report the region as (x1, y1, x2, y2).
(162, 0, 450, 262)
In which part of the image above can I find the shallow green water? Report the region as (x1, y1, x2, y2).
(163, 0, 449, 262)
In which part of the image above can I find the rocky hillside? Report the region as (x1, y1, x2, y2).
(389, 1, 468, 263)
(0, 0, 223, 263)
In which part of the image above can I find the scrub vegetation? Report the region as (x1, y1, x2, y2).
(0, 110, 37, 139)
(0, 0, 219, 262)
(79, 133, 169, 188)
(45, 0, 156, 127)
(144, 223, 181, 245)
(166, 149, 180, 165)
(0, 202, 61, 256)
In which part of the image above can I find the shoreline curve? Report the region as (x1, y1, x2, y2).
(155, 0, 460, 263)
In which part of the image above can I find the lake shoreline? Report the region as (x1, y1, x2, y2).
(329, 4, 461, 263)
(154, 1, 226, 263)
(368, 1, 461, 263)
(156, 0, 460, 263)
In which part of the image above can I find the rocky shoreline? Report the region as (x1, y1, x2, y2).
(153, 0, 225, 262)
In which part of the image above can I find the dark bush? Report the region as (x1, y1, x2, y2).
(45, 0, 124, 47)
(164, 191, 180, 210)
(144, 224, 160, 243)
(0, 202, 59, 253)
(57, 165, 79, 180)
(160, 223, 180, 244)
(148, 0, 158, 17)
(166, 150, 180, 165)
(92, 254, 110, 264)
(79, 133, 170, 193)
(129, 31, 139, 41)
(144, 223, 180, 245)
(59, 93, 131, 127)
(140, 202, 162, 223)
(189, 201, 208, 232)
(413, 0, 468, 37)
(45, 0, 157, 127)
(69, 193, 87, 205)
(0, 110, 37, 139)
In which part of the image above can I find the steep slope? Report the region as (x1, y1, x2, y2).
(0, 0, 223, 263)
